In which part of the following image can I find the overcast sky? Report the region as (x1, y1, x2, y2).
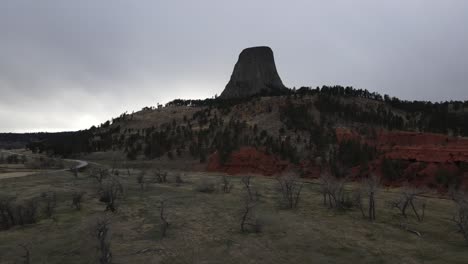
(1, 1, 468, 132)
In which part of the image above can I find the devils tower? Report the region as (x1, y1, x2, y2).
(220, 46, 288, 99)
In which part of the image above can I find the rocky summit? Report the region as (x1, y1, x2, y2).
(220, 46, 288, 99)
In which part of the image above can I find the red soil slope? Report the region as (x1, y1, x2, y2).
(207, 147, 290, 176)
(207, 128, 468, 189)
(336, 127, 468, 188)
(336, 127, 468, 163)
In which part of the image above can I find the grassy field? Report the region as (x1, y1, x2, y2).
(0, 163, 467, 263)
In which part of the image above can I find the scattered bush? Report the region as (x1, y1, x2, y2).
(239, 192, 265, 233)
(451, 189, 468, 245)
(318, 172, 348, 209)
(174, 173, 184, 186)
(159, 200, 170, 238)
(19, 244, 30, 264)
(357, 174, 380, 221)
(240, 198, 258, 233)
(0, 197, 39, 230)
(90, 168, 110, 185)
(276, 172, 303, 209)
(41, 191, 57, 219)
(390, 184, 426, 222)
(95, 219, 112, 264)
(71, 192, 85, 210)
(194, 178, 216, 193)
(221, 175, 233, 193)
(136, 170, 146, 190)
(99, 178, 124, 212)
(153, 169, 168, 184)
(241, 176, 258, 201)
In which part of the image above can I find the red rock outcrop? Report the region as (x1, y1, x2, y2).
(207, 146, 290, 175)
(336, 127, 468, 189)
(336, 128, 468, 163)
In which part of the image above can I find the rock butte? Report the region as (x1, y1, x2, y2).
(220, 46, 288, 99)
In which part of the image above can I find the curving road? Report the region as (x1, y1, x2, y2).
(0, 150, 88, 177)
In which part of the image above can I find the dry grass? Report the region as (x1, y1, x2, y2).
(0, 166, 467, 263)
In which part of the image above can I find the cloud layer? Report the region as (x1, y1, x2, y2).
(1, 0, 467, 132)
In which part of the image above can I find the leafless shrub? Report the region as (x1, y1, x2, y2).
(239, 190, 265, 233)
(238, 175, 263, 232)
(0, 196, 16, 230)
(136, 170, 146, 190)
(240, 198, 257, 233)
(111, 159, 118, 176)
(41, 191, 57, 219)
(19, 244, 30, 264)
(0, 197, 39, 229)
(241, 176, 259, 201)
(450, 188, 468, 245)
(175, 173, 184, 186)
(90, 168, 110, 185)
(17, 200, 39, 226)
(153, 169, 168, 184)
(276, 172, 303, 209)
(357, 174, 380, 221)
(353, 191, 366, 218)
(319, 171, 333, 207)
(391, 183, 426, 222)
(160, 200, 170, 238)
(71, 192, 85, 210)
(318, 172, 348, 209)
(70, 166, 79, 178)
(99, 178, 124, 212)
(221, 175, 233, 193)
(194, 178, 216, 193)
(95, 219, 112, 264)
(125, 163, 132, 178)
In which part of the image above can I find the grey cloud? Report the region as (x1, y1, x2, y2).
(1, 0, 468, 132)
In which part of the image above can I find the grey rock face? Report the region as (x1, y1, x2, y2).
(220, 46, 288, 99)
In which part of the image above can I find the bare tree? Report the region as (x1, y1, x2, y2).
(221, 175, 233, 193)
(0, 197, 38, 229)
(451, 188, 468, 245)
(160, 200, 170, 237)
(136, 170, 146, 190)
(153, 169, 168, 184)
(70, 166, 78, 178)
(111, 158, 118, 176)
(99, 178, 123, 213)
(41, 191, 57, 219)
(90, 168, 110, 185)
(71, 192, 85, 210)
(240, 197, 258, 233)
(95, 219, 112, 264)
(319, 171, 334, 207)
(238, 175, 263, 232)
(318, 172, 348, 209)
(353, 191, 366, 218)
(241, 176, 258, 201)
(391, 183, 426, 222)
(125, 163, 132, 178)
(194, 178, 216, 193)
(361, 174, 380, 221)
(276, 172, 303, 209)
(19, 244, 30, 264)
(0, 197, 14, 230)
(174, 173, 184, 186)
